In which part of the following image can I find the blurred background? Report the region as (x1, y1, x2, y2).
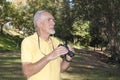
(0, 0, 120, 80)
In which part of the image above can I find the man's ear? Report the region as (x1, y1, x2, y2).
(36, 20, 39, 26)
(36, 20, 41, 28)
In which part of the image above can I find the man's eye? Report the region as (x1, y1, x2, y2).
(48, 18, 56, 22)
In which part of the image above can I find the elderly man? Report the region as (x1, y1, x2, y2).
(21, 10, 74, 80)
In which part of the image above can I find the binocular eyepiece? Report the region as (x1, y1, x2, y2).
(58, 44, 75, 62)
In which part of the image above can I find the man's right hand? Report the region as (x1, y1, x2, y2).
(48, 46, 68, 60)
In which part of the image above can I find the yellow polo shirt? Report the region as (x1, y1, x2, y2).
(21, 33, 62, 80)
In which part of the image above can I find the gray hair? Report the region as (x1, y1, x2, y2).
(33, 10, 48, 48)
(33, 10, 47, 28)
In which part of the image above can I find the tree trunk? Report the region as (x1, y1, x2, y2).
(0, 24, 4, 34)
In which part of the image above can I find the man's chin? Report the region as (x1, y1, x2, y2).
(51, 31, 55, 34)
(50, 30, 55, 34)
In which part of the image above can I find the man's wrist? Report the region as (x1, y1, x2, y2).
(64, 59, 72, 63)
(45, 54, 52, 62)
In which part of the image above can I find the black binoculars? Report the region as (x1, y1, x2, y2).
(58, 44, 75, 62)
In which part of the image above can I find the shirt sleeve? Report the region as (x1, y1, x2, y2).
(21, 38, 33, 63)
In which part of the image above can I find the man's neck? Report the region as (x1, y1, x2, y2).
(39, 33, 50, 42)
(37, 30, 50, 41)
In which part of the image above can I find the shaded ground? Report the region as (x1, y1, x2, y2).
(0, 48, 120, 80)
(61, 48, 120, 80)
(0, 52, 25, 80)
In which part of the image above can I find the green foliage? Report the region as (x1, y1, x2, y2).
(0, 33, 23, 51)
(74, 0, 120, 62)
(72, 20, 91, 46)
(1, 0, 120, 63)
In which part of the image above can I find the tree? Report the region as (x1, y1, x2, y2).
(73, 0, 120, 62)
(0, 1, 13, 34)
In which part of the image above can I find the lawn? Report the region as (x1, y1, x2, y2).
(0, 52, 26, 80)
(0, 33, 120, 80)
(61, 49, 120, 80)
(0, 49, 120, 80)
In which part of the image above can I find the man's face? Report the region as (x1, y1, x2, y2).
(38, 12, 55, 35)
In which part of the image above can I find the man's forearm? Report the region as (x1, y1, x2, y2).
(22, 46, 71, 78)
(60, 60, 71, 73)
(22, 55, 51, 78)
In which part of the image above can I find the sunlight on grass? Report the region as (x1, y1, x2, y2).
(0, 44, 4, 47)
(0, 51, 120, 80)
(0, 53, 26, 80)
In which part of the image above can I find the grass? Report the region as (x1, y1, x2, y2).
(0, 53, 26, 80)
(0, 33, 120, 80)
(61, 49, 120, 80)
(0, 50, 120, 80)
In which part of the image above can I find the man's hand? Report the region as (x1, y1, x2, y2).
(60, 46, 75, 72)
(48, 46, 68, 60)
(68, 45, 75, 53)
